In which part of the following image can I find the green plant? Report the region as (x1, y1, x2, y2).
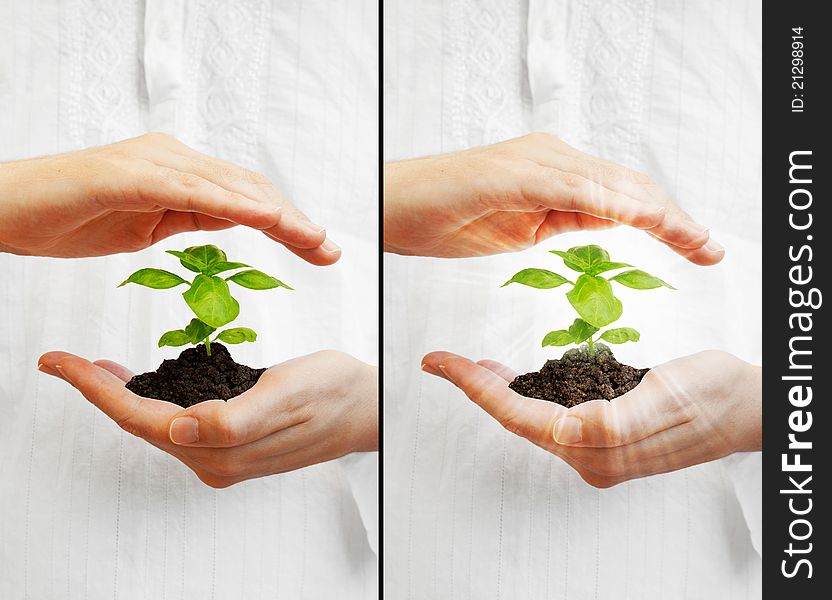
(119, 244, 292, 356)
(502, 244, 674, 353)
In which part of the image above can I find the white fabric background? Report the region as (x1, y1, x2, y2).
(384, 0, 761, 598)
(0, 1, 378, 598)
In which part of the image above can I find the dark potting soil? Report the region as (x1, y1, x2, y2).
(508, 344, 649, 407)
(125, 343, 265, 408)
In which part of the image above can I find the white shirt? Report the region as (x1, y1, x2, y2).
(0, 1, 378, 598)
(384, 0, 761, 598)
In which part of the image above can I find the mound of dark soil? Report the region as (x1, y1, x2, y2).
(125, 343, 265, 408)
(509, 344, 648, 407)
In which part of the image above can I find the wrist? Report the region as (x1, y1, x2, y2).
(354, 362, 379, 452)
(383, 160, 410, 254)
(729, 361, 762, 453)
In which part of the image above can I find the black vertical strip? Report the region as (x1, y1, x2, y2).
(377, 0, 385, 596)
(763, 5, 828, 596)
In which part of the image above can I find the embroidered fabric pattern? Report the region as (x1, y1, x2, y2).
(448, 0, 529, 147)
(566, 0, 654, 165)
(181, 0, 270, 169)
(60, 0, 147, 149)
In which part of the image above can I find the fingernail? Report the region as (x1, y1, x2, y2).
(704, 238, 724, 253)
(169, 417, 199, 445)
(553, 416, 582, 444)
(436, 364, 456, 384)
(421, 363, 442, 377)
(321, 238, 341, 253)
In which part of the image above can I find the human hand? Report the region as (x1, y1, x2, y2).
(37, 350, 377, 488)
(421, 350, 760, 488)
(384, 133, 724, 264)
(0, 133, 340, 264)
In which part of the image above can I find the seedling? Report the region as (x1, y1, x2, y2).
(119, 244, 291, 356)
(502, 244, 674, 353)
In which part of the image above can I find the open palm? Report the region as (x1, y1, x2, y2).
(421, 350, 760, 488)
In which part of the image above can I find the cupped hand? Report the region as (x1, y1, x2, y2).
(0, 133, 340, 264)
(38, 350, 377, 488)
(421, 350, 760, 488)
(384, 133, 724, 264)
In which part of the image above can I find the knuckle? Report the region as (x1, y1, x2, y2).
(213, 412, 241, 447)
(500, 412, 530, 439)
(601, 425, 624, 447)
(114, 399, 144, 437)
(177, 172, 203, 189)
(244, 169, 270, 185)
(632, 170, 653, 185)
(142, 131, 176, 145)
(116, 415, 141, 437)
(525, 131, 556, 145)
(560, 172, 584, 190)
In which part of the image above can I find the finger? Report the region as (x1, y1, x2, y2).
(166, 368, 305, 448)
(534, 210, 618, 243)
(276, 234, 342, 266)
(521, 165, 667, 231)
(149, 210, 237, 243)
(420, 362, 447, 379)
(38, 352, 180, 442)
(422, 351, 566, 445)
(93, 360, 135, 383)
(527, 139, 714, 248)
(258, 196, 329, 250)
(649, 231, 725, 266)
(556, 419, 734, 487)
(476, 360, 519, 382)
(163, 152, 330, 250)
(550, 369, 695, 448)
(139, 166, 282, 230)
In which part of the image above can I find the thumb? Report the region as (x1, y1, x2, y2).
(166, 368, 300, 447)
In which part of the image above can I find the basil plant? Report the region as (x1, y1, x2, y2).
(119, 244, 291, 356)
(503, 244, 674, 353)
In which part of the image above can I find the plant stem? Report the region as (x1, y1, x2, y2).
(205, 337, 212, 356)
(587, 336, 595, 354)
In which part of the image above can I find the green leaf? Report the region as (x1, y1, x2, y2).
(158, 330, 191, 347)
(565, 274, 623, 327)
(600, 327, 641, 344)
(501, 268, 570, 289)
(569, 245, 610, 268)
(567, 318, 599, 343)
(549, 250, 589, 273)
(165, 250, 207, 273)
(542, 330, 575, 347)
(588, 261, 633, 276)
(184, 244, 227, 267)
(226, 269, 293, 290)
(118, 268, 189, 289)
(205, 261, 251, 276)
(216, 327, 258, 344)
(609, 269, 676, 290)
(182, 275, 240, 327)
(184, 318, 216, 344)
